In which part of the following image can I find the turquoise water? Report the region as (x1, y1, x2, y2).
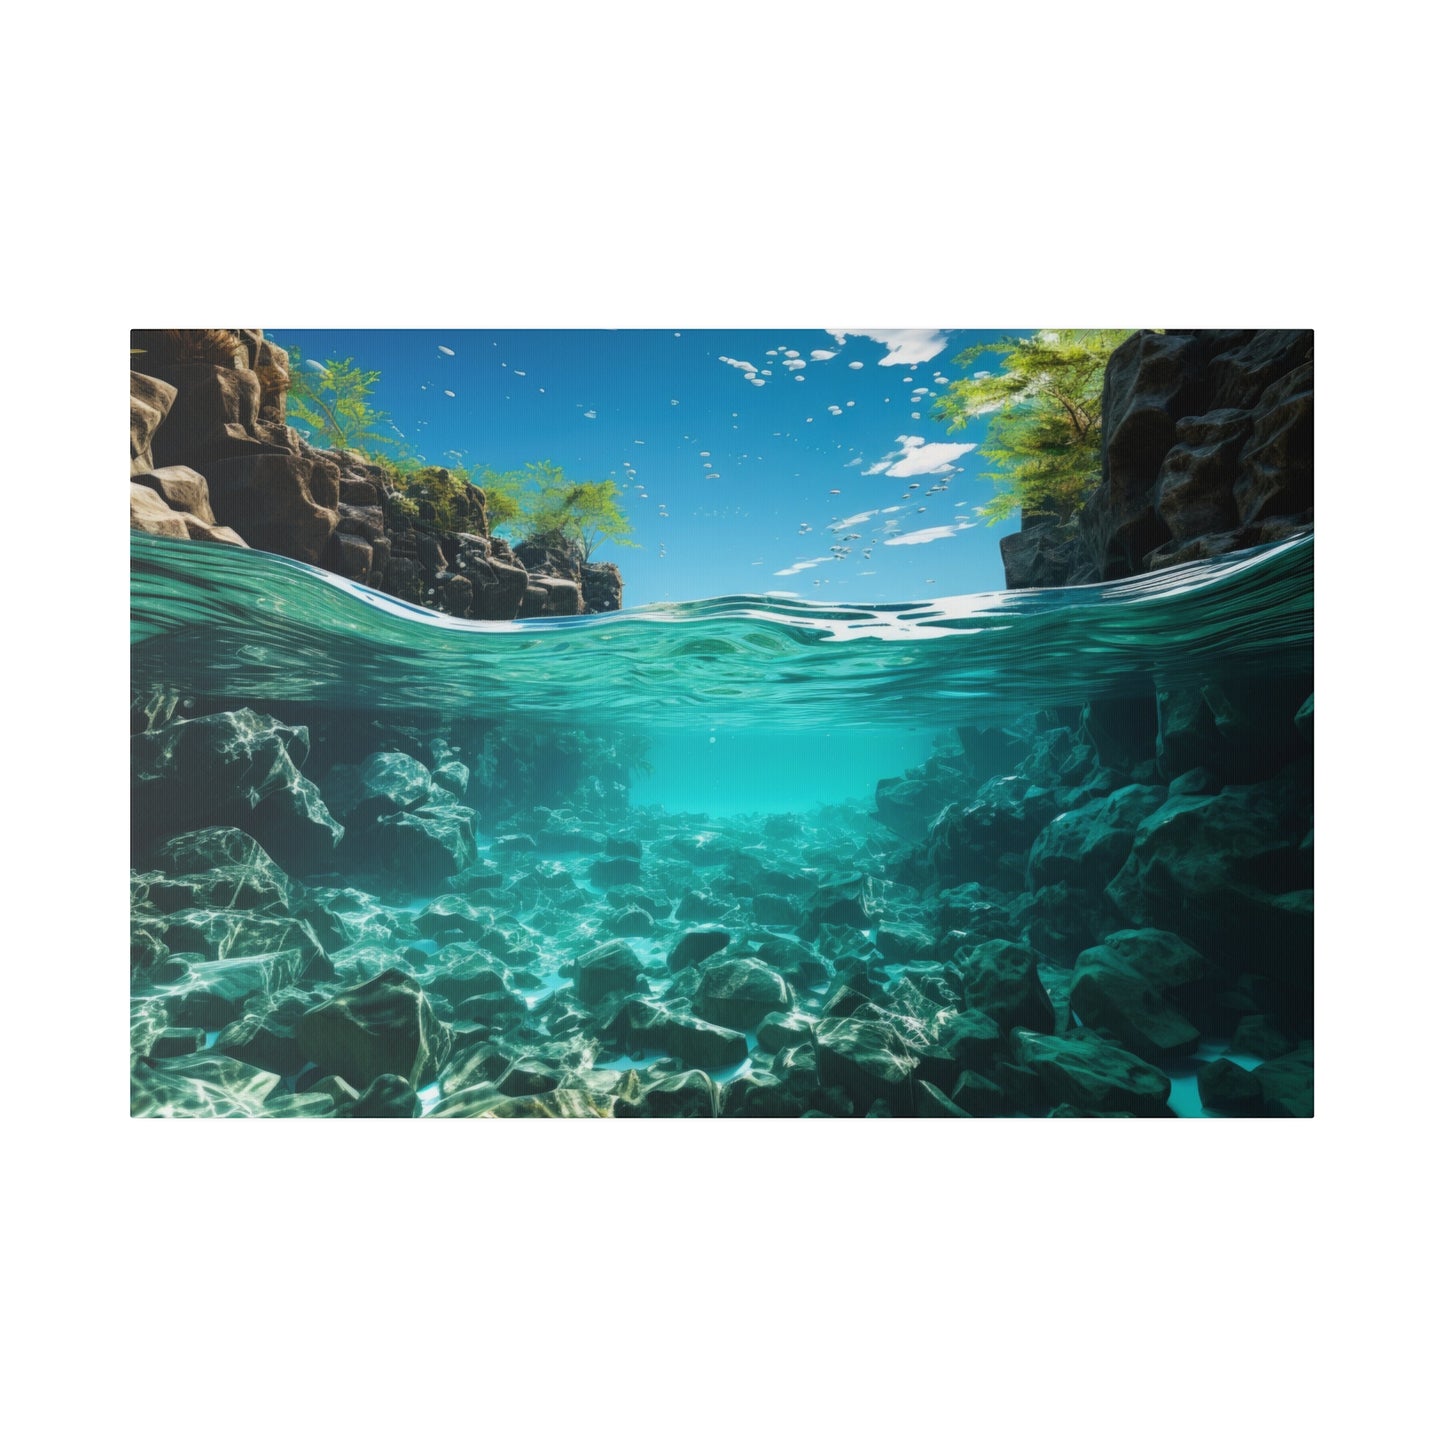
(131, 530, 1312, 729)
(130, 530, 1314, 1118)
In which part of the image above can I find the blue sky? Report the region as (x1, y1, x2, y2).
(271, 327, 1026, 607)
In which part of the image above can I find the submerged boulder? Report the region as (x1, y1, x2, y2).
(814, 1016, 918, 1115)
(1012, 1029, 1172, 1115)
(954, 939, 1054, 1035)
(1069, 952, 1201, 1062)
(574, 940, 645, 1006)
(1025, 785, 1164, 892)
(296, 968, 451, 1091)
(693, 957, 792, 1032)
(132, 709, 343, 871)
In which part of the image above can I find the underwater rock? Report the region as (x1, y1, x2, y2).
(296, 968, 452, 1091)
(363, 804, 478, 889)
(574, 940, 645, 1005)
(803, 875, 889, 933)
(156, 908, 330, 977)
(1232, 1014, 1293, 1060)
(310, 1075, 363, 1114)
(1252, 1043, 1313, 1117)
(150, 826, 287, 887)
(675, 889, 726, 922)
(916, 1081, 971, 1118)
(150, 949, 308, 1031)
(590, 855, 641, 887)
(950, 1069, 1009, 1116)
(666, 929, 730, 972)
(954, 939, 1055, 1035)
(640, 1070, 719, 1119)
(1106, 778, 1313, 1005)
(875, 921, 937, 963)
(130, 371, 178, 475)
(433, 1086, 616, 1119)
(693, 958, 792, 1032)
(497, 1059, 566, 1097)
(147, 827, 292, 912)
(214, 1007, 311, 1077)
(145, 1027, 206, 1060)
(929, 1006, 1002, 1073)
(926, 776, 1056, 889)
(752, 893, 801, 925)
(814, 1016, 918, 1115)
(748, 935, 830, 989)
(131, 1052, 322, 1118)
(1198, 1058, 1265, 1114)
(132, 709, 343, 870)
(1011, 883, 1113, 966)
(756, 1011, 815, 1053)
(662, 1014, 750, 1071)
(874, 752, 973, 839)
(1069, 952, 1202, 1062)
(604, 905, 655, 938)
(721, 1071, 809, 1119)
(432, 760, 471, 798)
(1082, 696, 1158, 775)
(325, 752, 432, 823)
(1011, 1029, 1172, 1115)
(1025, 784, 1165, 893)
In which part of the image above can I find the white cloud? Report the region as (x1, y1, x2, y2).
(810, 349, 837, 361)
(775, 556, 834, 576)
(831, 510, 877, 530)
(719, 355, 760, 375)
(582, 409, 597, 419)
(845, 456, 863, 467)
(884, 524, 965, 546)
(443, 390, 455, 398)
(863, 435, 974, 477)
(847, 360, 863, 370)
(782, 358, 806, 370)
(827, 330, 953, 365)
(438, 345, 455, 356)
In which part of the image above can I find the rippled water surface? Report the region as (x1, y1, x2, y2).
(131, 531, 1314, 731)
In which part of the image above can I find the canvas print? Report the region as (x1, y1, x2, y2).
(129, 327, 1314, 1118)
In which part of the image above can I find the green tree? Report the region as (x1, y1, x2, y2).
(285, 347, 405, 455)
(480, 461, 635, 558)
(934, 329, 1135, 524)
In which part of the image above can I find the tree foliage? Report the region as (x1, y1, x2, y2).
(934, 329, 1135, 524)
(477, 461, 636, 559)
(285, 347, 404, 455)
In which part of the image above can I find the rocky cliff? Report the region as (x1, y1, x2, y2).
(128, 328, 624, 619)
(1001, 329, 1313, 589)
